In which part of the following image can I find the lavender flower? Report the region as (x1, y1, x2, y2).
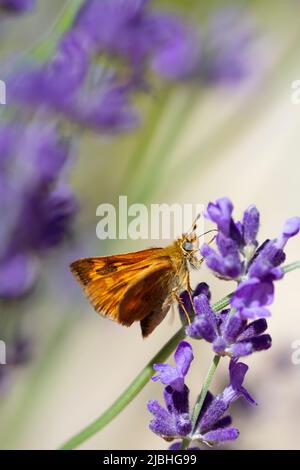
(0, 334, 31, 395)
(0, 0, 35, 13)
(0, 122, 77, 299)
(186, 287, 271, 358)
(9, 30, 90, 109)
(148, 346, 255, 448)
(179, 282, 211, 320)
(148, 341, 193, 440)
(192, 360, 255, 446)
(152, 341, 194, 392)
(7, 0, 199, 133)
(74, 0, 199, 81)
(200, 7, 254, 85)
(148, 385, 192, 440)
(201, 197, 300, 319)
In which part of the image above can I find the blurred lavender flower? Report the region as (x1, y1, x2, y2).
(201, 197, 300, 319)
(0, 122, 77, 299)
(8, 0, 199, 133)
(0, 0, 35, 13)
(9, 30, 91, 110)
(74, 0, 200, 81)
(200, 6, 254, 85)
(0, 334, 31, 394)
(6, 1, 257, 138)
(186, 286, 271, 358)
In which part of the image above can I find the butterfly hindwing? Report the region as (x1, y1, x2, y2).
(119, 260, 177, 336)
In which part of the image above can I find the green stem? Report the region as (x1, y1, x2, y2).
(191, 355, 221, 429)
(30, 0, 84, 62)
(133, 88, 199, 204)
(283, 261, 300, 274)
(59, 292, 231, 450)
(181, 354, 221, 450)
(123, 88, 173, 201)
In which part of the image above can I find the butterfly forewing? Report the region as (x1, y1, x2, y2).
(70, 248, 172, 325)
(70, 239, 191, 336)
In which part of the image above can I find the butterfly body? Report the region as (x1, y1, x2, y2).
(70, 230, 201, 337)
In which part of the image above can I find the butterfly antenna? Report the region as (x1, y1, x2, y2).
(198, 228, 218, 238)
(185, 213, 201, 237)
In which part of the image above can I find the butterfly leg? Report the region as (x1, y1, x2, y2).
(172, 287, 192, 326)
(185, 271, 199, 318)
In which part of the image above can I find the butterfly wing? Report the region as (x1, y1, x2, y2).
(70, 248, 165, 323)
(119, 261, 177, 337)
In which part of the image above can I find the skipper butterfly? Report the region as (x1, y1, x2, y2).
(70, 217, 211, 337)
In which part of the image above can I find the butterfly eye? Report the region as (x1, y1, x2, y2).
(182, 241, 194, 252)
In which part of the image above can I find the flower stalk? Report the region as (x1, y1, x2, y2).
(191, 354, 221, 430)
(181, 354, 221, 450)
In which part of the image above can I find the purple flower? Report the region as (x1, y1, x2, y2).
(179, 282, 210, 320)
(9, 43, 139, 133)
(148, 13, 199, 80)
(70, 83, 139, 133)
(201, 233, 243, 279)
(0, 334, 32, 395)
(0, 0, 35, 13)
(200, 7, 254, 85)
(186, 286, 271, 357)
(233, 217, 300, 319)
(74, 0, 199, 80)
(8, 30, 91, 113)
(247, 218, 300, 282)
(200, 197, 256, 280)
(193, 360, 255, 446)
(276, 217, 300, 249)
(148, 336, 257, 448)
(148, 385, 192, 439)
(242, 205, 260, 246)
(148, 341, 193, 441)
(231, 278, 274, 319)
(150, 359, 255, 447)
(0, 122, 77, 299)
(152, 341, 193, 392)
(206, 197, 233, 236)
(201, 197, 300, 320)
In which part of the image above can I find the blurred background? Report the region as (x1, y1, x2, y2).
(0, 0, 300, 450)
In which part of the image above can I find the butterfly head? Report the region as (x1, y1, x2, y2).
(180, 217, 201, 268)
(179, 214, 217, 269)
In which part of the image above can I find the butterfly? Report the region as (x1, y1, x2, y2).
(70, 217, 212, 337)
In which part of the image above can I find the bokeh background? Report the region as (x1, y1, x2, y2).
(0, 0, 300, 450)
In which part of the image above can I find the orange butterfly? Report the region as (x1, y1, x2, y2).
(70, 218, 210, 337)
